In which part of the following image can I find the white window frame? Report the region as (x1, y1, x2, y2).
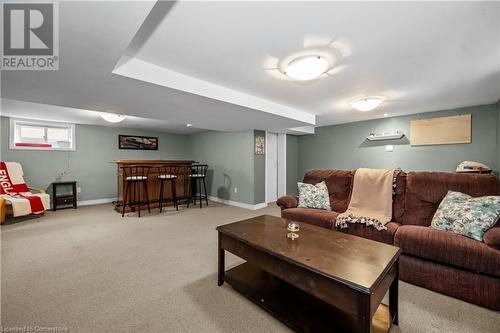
(9, 118, 76, 151)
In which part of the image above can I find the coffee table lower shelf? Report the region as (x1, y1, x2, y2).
(225, 262, 391, 333)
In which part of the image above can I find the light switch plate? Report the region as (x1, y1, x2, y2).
(385, 145, 394, 152)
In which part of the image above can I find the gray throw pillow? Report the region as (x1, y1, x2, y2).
(297, 181, 331, 210)
(431, 191, 500, 241)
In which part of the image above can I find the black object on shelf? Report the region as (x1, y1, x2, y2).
(52, 181, 77, 211)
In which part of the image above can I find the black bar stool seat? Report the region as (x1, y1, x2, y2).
(126, 175, 148, 181)
(158, 174, 177, 179)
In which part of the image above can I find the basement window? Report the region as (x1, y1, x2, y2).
(10, 118, 76, 151)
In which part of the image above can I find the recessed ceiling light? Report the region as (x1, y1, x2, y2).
(284, 55, 329, 81)
(186, 123, 193, 127)
(384, 113, 389, 117)
(100, 112, 126, 123)
(350, 97, 385, 112)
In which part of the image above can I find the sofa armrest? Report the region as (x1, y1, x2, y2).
(276, 196, 298, 210)
(484, 227, 500, 249)
(29, 187, 46, 194)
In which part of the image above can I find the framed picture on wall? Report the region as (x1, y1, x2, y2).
(255, 135, 265, 155)
(118, 135, 158, 150)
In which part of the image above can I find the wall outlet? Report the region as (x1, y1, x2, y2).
(385, 145, 394, 152)
(77, 187, 82, 193)
(234, 187, 238, 194)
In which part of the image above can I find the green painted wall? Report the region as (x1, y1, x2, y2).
(286, 135, 299, 196)
(253, 130, 266, 204)
(298, 104, 499, 180)
(0, 117, 191, 201)
(0, 115, 266, 205)
(497, 101, 500, 172)
(3, 102, 498, 206)
(189, 130, 257, 205)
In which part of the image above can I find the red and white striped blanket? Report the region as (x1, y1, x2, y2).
(0, 162, 49, 216)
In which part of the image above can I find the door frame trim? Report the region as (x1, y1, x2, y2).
(265, 131, 286, 203)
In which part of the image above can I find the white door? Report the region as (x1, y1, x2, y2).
(266, 132, 278, 203)
(277, 134, 286, 197)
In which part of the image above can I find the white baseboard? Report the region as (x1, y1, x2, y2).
(208, 196, 267, 210)
(78, 197, 117, 207)
(77, 196, 267, 211)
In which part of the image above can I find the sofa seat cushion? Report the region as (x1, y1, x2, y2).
(3, 192, 51, 217)
(342, 222, 400, 245)
(394, 225, 500, 277)
(282, 208, 339, 230)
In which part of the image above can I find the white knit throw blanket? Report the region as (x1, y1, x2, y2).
(336, 168, 395, 231)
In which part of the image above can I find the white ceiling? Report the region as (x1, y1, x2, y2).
(2, 1, 499, 133)
(0, 1, 313, 134)
(130, 1, 500, 125)
(0, 98, 201, 135)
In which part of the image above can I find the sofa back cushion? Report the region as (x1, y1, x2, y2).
(303, 169, 353, 212)
(302, 169, 407, 221)
(404, 172, 500, 226)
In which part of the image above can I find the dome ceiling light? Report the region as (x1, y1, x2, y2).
(350, 97, 385, 112)
(100, 112, 127, 123)
(283, 55, 329, 81)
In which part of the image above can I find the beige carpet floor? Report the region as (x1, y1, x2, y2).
(1, 202, 499, 332)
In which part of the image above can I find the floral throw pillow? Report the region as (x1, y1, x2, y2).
(431, 191, 500, 241)
(297, 181, 331, 210)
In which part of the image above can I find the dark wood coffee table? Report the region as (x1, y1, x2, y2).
(216, 215, 401, 333)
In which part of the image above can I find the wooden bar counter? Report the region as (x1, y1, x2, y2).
(113, 160, 194, 213)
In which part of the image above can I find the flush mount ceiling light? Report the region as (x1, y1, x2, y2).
(284, 55, 329, 81)
(100, 112, 127, 123)
(350, 96, 385, 112)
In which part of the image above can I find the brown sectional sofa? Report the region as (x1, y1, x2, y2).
(277, 169, 500, 310)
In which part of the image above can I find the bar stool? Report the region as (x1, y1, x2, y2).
(187, 164, 209, 209)
(157, 165, 180, 212)
(121, 165, 151, 217)
(175, 165, 191, 207)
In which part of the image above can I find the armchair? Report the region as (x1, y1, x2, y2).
(0, 162, 50, 224)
